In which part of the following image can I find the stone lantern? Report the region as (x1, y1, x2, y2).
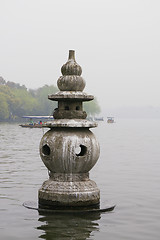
(23, 50, 115, 213)
(38, 50, 100, 209)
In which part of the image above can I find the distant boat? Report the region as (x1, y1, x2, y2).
(107, 117, 115, 123)
(19, 116, 54, 128)
(94, 117, 104, 121)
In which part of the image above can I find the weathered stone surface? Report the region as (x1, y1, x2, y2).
(39, 178, 100, 208)
(39, 128, 100, 174)
(48, 91, 94, 101)
(39, 50, 101, 209)
(61, 50, 82, 77)
(53, 109, 87, 119)
(42, 119, 97, 128)
(48, 172, 89, 182)
(57, 76, 85, 91)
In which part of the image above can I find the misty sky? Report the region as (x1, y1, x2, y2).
(0, 0, 160, 111)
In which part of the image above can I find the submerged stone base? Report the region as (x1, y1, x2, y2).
(38, 178, 100, 209)
(23, 200, 115, 213)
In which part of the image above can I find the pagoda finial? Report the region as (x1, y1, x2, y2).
(68, 50, 75, 61)
(61, 50, 82, 76)
(57, 50, 85, 91)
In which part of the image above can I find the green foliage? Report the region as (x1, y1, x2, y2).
(13, 88, 37, 115)
(0, 85, 20, 120)
(0, 79, 58, 121)
(84, 97, 101, 116)
(0, 93, 9, 120)
(33, 85, 57, 115)
(0, 77, 101, 121)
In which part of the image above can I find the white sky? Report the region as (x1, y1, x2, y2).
(0, 0, 160, 111)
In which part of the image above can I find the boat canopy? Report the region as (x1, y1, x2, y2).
(22, 116, 54, 119)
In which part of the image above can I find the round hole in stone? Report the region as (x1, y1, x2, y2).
(42, 144, 50, 156)
(76, 106, 80, 110)
(76, 145, 87, 156)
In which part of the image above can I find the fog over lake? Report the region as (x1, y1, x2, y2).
(1, 0, 160, 117)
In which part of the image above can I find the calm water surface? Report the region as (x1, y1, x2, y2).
(0, 119, 160, 240)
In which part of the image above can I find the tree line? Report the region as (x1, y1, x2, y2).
(0, 77, 101, 121)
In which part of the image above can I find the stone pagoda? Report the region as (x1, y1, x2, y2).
(39, 50, 100, 209)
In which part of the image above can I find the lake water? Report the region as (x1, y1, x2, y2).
(0, 119, 160, 240)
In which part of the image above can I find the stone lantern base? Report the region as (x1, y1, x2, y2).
(38, 173, 100, 209)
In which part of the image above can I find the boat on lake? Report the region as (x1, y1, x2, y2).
(94, 117, 104, 121)
(107, 117, 115, 123)
(19, 116, 54, 128)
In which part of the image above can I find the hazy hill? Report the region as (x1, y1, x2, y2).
(0, 77, 101, 121)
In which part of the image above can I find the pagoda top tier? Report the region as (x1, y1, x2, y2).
(49, 50, 93, 101)
(44, 50, 97, 128)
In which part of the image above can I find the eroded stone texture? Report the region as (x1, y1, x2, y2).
(39, 179, 100, 209)
(53, 109, 87, 119)
(58, 76, 85, 91)
(42, 119, 98, 128)
(61, 50, 82, 76)
(39, 50, 100, 209)
(40, 128, 100, 173)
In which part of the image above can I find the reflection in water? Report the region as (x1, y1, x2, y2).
(37, 212, 100, 240)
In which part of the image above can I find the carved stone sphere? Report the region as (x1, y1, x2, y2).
(39, 128, 100, 174)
